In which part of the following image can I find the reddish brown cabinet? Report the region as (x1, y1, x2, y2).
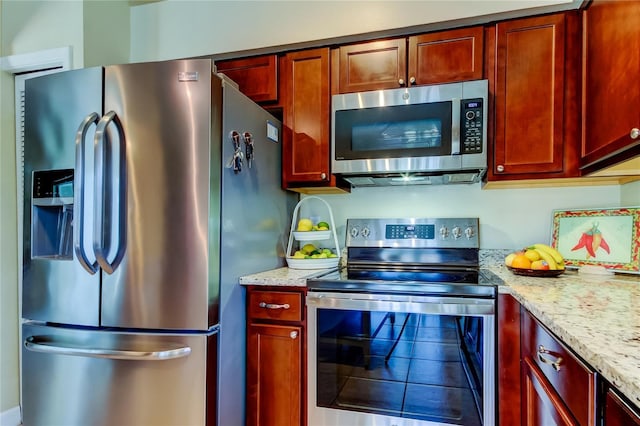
(580, 0, 640, 174)
(603, 387, 640, 426)
(334, 27, 484, 93)
(498, 294, 522, 426)
(280, 48, 333, 189)
(521, 309, 597, 426)
(246, 286, 306, 426)
(215, 55, 278, 103)
(487, 12, 581, 181)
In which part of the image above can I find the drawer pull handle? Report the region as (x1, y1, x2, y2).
(538, 345, 563, 371)
(259, 302, 290, 310)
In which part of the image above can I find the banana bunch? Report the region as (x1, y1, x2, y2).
(505, 243, 565, 271)
(527, 243, 565, 270)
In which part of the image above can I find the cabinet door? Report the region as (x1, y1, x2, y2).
(337, 39, 407, 93)
(491, 13, 578, 180)
(604, 388, 640, 426)
(246, 323, 302, 426)
(580, 0, 640, 173)
(408, 26, 484, 86)
(522, 357, 579, 426)
(498, 294, 521, 426)
(281, 48, 331, 186)
(215, 55, 278, 103)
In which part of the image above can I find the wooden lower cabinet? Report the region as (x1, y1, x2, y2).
(246, 286, 306, 426)
(498, 293, 522, 426)
(521, 309, 596, 426)
(602, 386, 640, 426)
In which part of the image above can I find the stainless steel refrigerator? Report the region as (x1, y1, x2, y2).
(21, 58, 294, 426)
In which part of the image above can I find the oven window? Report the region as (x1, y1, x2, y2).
(334, 101, 453, 160)
(316, 309, 483, 425)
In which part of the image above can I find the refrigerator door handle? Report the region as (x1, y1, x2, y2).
(74, 113, 100, 274)
(24, 336, 191, 360)
(93, 111, 127, 274)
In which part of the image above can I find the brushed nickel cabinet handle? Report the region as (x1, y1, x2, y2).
(631, 128, 639, 140)
(398, 78, 405, 86)
(259, 302, 290, 310)
(538, 345, 563, 371)
(290, 331, 298, 339)
(409, 76, 416, 85)
(320, 172, 327, 180)
(497, 165, 505, 172)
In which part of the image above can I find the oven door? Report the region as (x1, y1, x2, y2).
(307, 291, 495, 426)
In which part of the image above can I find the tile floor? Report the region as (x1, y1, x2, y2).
(317, 312, 482, 426)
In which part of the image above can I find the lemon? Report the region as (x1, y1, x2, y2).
(524, 249, 541, 262)
(297, 218, 313, 231)
(301, 244, 317, 255)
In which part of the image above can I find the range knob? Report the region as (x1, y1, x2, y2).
(464, 227, 475, 239)
(360, 227, 370, 238)
(439, 226, 449, 238)
(350, 227, 359, 238)
(452, 226, 462, 239)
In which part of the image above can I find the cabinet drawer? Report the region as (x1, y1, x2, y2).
(522, 310, 596, 425)
(248, 290, 303, 322)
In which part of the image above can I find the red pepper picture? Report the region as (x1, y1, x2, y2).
(571, 222, 610, 259)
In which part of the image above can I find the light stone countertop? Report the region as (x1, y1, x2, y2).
(239, 266, 332, 286)
(240, 263, 640, 408)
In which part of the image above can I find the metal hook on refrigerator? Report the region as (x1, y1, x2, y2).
(226, 131, 244, 173)
(243, 132, 254, 168)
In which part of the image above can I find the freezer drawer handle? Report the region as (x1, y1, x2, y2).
(259, 302, 290, 310)
(24, 337, 191, 361)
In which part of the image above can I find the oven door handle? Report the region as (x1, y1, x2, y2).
(306, 292, 494, 316)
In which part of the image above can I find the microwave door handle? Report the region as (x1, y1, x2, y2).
(74, 113, 100, 275)
(451, 98, 461, 154)
(93, 111, 127, 274)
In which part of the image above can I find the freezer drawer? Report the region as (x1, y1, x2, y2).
(21, 323, 217, 426)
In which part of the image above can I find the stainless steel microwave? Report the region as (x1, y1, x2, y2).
(331, 80, 488, 186)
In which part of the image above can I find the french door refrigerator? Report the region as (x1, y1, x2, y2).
(21, 58, 293, 426)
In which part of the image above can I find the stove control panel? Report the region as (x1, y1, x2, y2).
(346, 218, 479, 248)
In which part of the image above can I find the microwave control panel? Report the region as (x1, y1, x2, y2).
(460, 98, 484, 154)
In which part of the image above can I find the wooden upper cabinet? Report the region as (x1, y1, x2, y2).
(335, 27, 484, 93)
(408, 26, 484, 86)
(215, 55, 278, 103)
(488, 12, 580, 181)
(337, 39, 407, 93)
(580, 0, 640, 174)
(280, 48, 331, 187)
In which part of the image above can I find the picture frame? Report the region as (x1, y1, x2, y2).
(551, 207, 640, 274)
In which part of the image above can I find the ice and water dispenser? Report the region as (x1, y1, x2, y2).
(31, 169, 74, 259)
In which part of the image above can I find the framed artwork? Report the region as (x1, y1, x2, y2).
(551, 207, 640, 274)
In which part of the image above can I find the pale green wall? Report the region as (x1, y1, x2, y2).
(130, 0, 577, 61)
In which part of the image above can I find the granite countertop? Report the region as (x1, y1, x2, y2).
(490, 264, 640, 408)
(240, 263, 640, 407)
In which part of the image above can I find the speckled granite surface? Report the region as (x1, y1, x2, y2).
(239, 266, 332, 286)
(490, 263, 640, 407)
(239, 250, 640, 407)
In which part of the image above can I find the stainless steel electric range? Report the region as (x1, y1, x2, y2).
(306, 218, 502, 426)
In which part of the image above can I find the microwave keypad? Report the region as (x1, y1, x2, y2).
(461, 99, 483, 154)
